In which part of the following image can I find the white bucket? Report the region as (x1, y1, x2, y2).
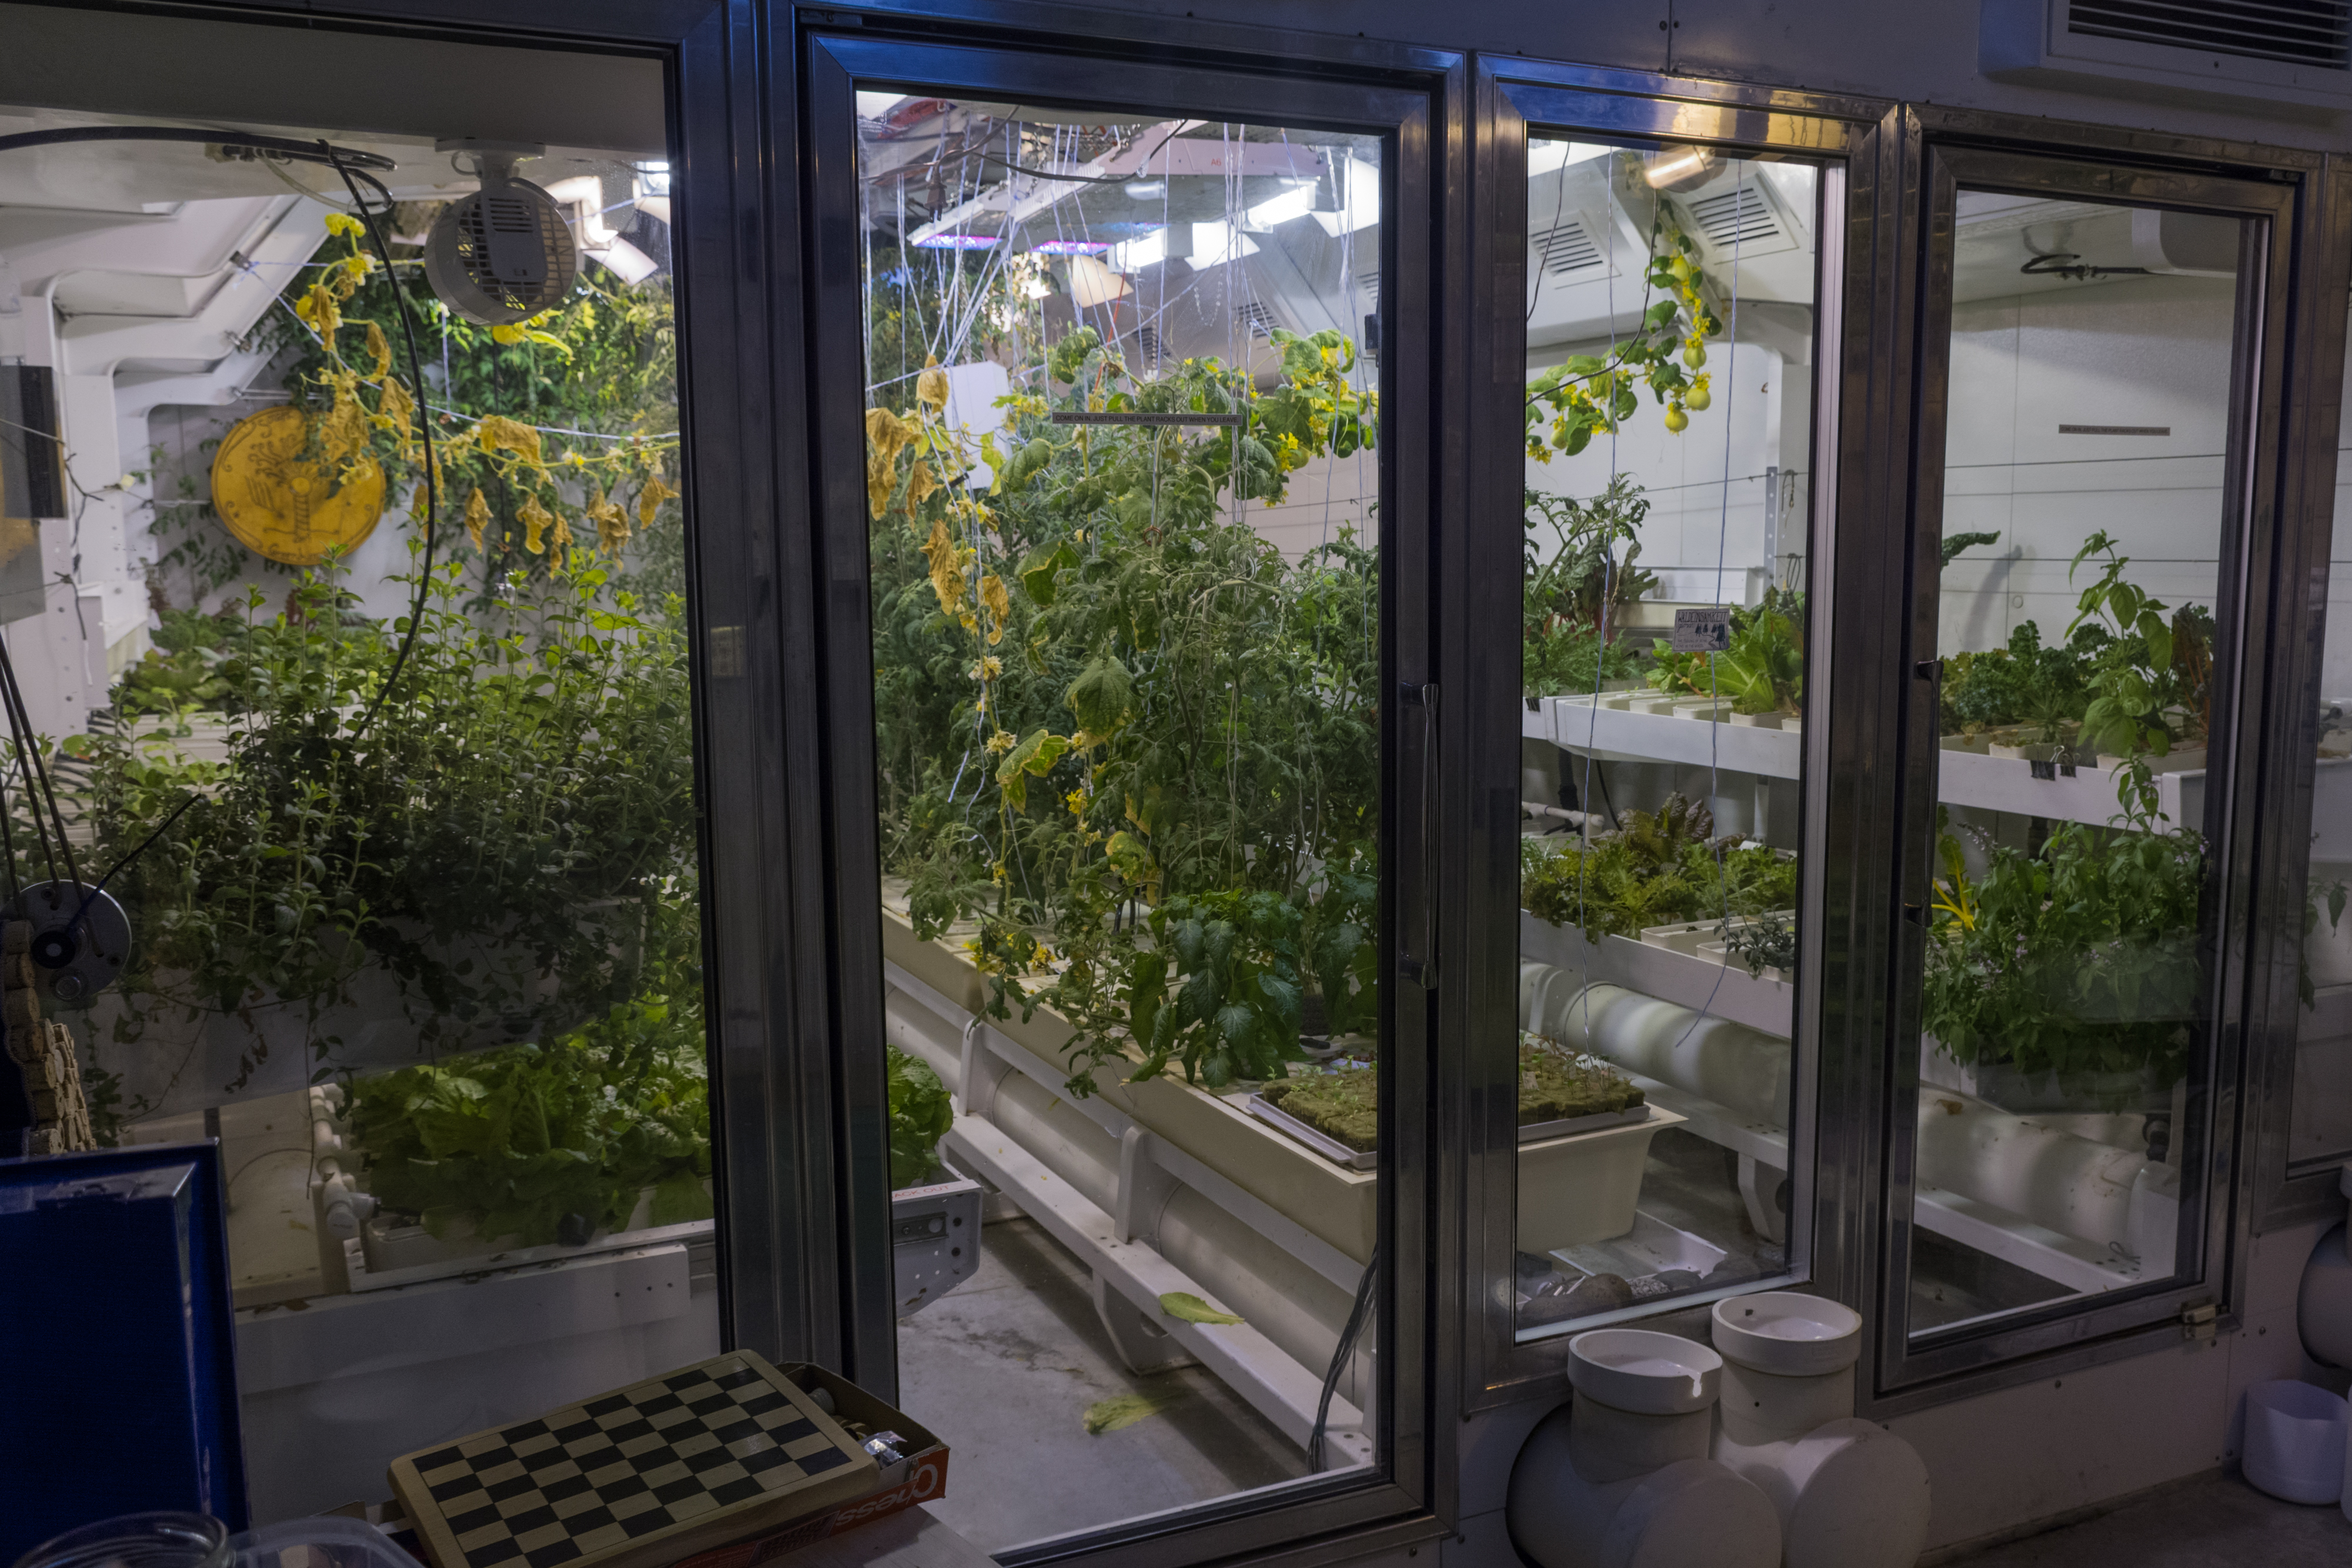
(2241, 1379, 2347, 1505)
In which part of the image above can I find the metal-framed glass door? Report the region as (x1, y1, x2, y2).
(799, 22, 1456, 1564)
(1878, 144, 2294, 1394)
(1462, 58, 1893, 1404)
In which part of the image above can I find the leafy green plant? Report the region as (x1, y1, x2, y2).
(343, 995, 710, 1248)
(1939, 620, 2104, 740)
(2069, 531, 2214, 761)
(1923, 786, 2204, 1095)
(887, 1045, 954, 1187)
(75, 549, 697, 1108)
(1522, 795, 1796, 942)
(866, 322, 1381, 1097)
(1645, 590, 1806, 716)
(1524, 476, 1656, 698)
(1938, 530, 2002, 570)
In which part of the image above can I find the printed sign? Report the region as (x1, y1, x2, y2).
(1669, 606, 1732, 653)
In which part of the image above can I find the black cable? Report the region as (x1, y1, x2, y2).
(320, 142, 437, 743)
(0, 127, 394, 171)
(1308, 1243, 1379, 1472)
(0, 633, 79, 895)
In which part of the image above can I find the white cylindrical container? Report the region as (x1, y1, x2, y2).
(1538, 982, 1791, 1126)
(1915, 1092, 2148, 1251)
(2241, 1379, 2348, 1506)
(1710, 1294, 1931, 1568)
(1509, 1330, 1781, 1568)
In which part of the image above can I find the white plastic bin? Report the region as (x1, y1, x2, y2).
(2241, 1379, 2348, 1506)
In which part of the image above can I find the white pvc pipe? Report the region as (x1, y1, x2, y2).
(1915, 1091, 2147, 1251)
(1532, 978, 1790, 1126)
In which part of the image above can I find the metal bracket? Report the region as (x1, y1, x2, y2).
(2180, 1300, 2219, 1342)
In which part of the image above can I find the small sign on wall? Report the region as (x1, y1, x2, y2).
(1669, 606, 1732, 653)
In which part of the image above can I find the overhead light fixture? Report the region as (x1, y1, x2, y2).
(912, 232, 1000, 250)
(1029, 239, 1110, 256)
(1244, 185, 1315, 230)
(1311, 156, 1380, 237)
(1124, 180, 1166, 200)
(1108, 229, 1167, 272)
(1191, 222, 1259, 266)
(1642, 145, 1718, 191)
(591, 236, 660, 285)
(1528, 141, 1614, 177)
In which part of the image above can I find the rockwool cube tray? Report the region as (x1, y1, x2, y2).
(388, 1351, 878, 1568)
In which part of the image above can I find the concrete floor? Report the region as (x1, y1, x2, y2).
(1946, 1473, 2352, 1566)
(895, 1215, 1309, 1553)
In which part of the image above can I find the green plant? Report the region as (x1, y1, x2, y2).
(887, 1045, 954, 1186)
(1923, 787, 2204, 1095)
(1722, 911, 1797, 977)
(343, 995, 711, 1247)
(75, 549, 697, 1109)
(866, 323, 1381, 1097)
(114, 608, 238, 716)
(1522, 795, 1797, 941)
(2069, 531, 2214, 761)
(1525, 208, 1723, 456)
(1938, 530, 2002, 571)
(1939, 620, 2104, 740)
(1524, 476, 1656, 697)
(1644, 591, 1806, 715)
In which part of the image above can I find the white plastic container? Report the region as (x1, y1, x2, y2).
(2241, 1379, 2348, 1506)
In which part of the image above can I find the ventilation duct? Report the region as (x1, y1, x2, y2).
(1982, 0, 2352, 111)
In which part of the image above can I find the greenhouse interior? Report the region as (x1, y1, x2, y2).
(5, 5, 2352, 1568)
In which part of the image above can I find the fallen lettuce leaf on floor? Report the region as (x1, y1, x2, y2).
(1159, 1291, 1244, 1325)
(1082, 1390, 1180, 1435)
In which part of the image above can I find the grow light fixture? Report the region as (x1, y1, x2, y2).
(1312, 156, 1381, 236)
(1124, 180, 1166, 200)
(1191, 221, 1260, 266)
(1528, 141, 1615, 176)
(1643, 145, 1719, 191)
(1108, 229, 1167, 272)
(1244, 184, 1317, 230)
(913, 232, 999, 250)
(1029, 239, 1110, 255)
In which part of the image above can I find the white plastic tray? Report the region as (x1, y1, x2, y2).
(1244, 1091, 1649, 1170)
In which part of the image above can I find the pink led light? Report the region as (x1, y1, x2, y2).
(1028, 239, 1111, 256)
(913, 233, 1000, 250)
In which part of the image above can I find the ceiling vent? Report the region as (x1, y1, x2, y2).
(1235, 300, 1281, 339)
(1531, 218, 1608, 278)
(1676, 185, 1797, 265)
(1983, 0, 2352, 111)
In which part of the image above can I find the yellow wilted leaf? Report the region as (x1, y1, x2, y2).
(318, 371, 370, 476)
(322, 211, 366, 238)
(865, 406, 916, 518)
(550, 507, 574, 551)
(378, 376, 416, 457)
(522, 493, 552, 554)
(362, 321, 392, 382)
(979, 573, 1010, 646)
(294, 282, 341, 339)
(586, 487, 632, 553)
(916, 357, 950, 410)
(463, 487, 490, 549)
(489, 322, 527, 345)
(906, 461, 937, 510)
(920, 517, 966, 616)
(637, 473, 678, 527)
(473, 414, 544, 472)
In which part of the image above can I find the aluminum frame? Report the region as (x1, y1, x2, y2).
(795, 14, 1465, 1564)
(1462, 54, 1896, 1410)
(1873, 142, 2301, 1404)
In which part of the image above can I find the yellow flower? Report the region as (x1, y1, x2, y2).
(984, 730, 1017, 754)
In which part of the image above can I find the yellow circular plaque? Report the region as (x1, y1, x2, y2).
(208, 404, 386, 567)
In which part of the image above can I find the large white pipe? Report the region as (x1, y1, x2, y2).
(1916, 1091, 2147, 1251)
(1526, 974, 1790, 1126)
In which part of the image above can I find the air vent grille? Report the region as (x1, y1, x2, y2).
(1685, 186, 1783, 250)
(1355, 271, 1380, 309)
(1235, 300, 1280, 338)
(2067, 0, 2350, 70)
(1531, 218, 1605, 276)
(1130, 325, 1164, 371)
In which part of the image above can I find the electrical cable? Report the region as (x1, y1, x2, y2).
(0, 126, 393, 170)
(0, 126, 432, 958)
(1307, 1242, 1379, 1472)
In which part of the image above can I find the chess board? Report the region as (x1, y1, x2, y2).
(389, 1352, 880, 1568)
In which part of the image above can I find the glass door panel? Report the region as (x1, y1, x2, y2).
(1905, 189, 2250, 1338)
(1514, 135, 1825, 1338)
(2291, 309, 2352, 1171)
(855, 97, 1385, 1549)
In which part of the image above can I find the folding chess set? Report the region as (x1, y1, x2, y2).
(389, 1353, 884, 1568)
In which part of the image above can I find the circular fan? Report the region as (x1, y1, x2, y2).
(423, 148, 579, 325)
